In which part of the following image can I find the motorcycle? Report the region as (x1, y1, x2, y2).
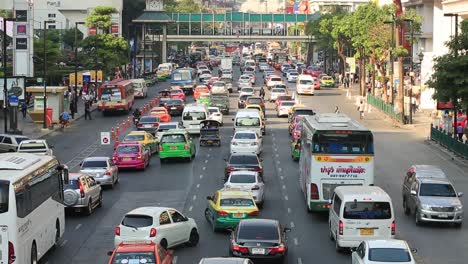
(133, 116, 140, 125)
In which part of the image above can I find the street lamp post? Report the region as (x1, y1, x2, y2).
(384, 16, 395, 105)
(43, 20, 55, 129)
(405, 18, 414, 124)
(3, 17, 16, 133)
(444, 13, 459, 138)
(74, 22, 85, 118)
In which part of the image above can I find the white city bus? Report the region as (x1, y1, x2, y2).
(299, 113, 374, 212)
(0, 153, 67, 264)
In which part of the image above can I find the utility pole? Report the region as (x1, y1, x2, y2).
(43, 20, 55, 129)
(384, 16, 395, 105)
(74, 22, 85, 117)
(3, 17, 16, 133)
(444, 13, 459, 138)
(405, 19, 414, 125)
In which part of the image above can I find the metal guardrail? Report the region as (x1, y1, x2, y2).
(430, 124, 468, 159)
(367, 94, 403, 122)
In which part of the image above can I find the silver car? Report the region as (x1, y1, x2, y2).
(402, 164, 464, 227)
(224, 171, 265, 208)
(0, 134, 29, 153)
(63, 173, 102, 215)
(155, 122, 182, 141)
(80, 157, 119, 188)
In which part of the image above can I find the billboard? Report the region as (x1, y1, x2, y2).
(0, 78, 26, 101)
(286, 0, 312, 14)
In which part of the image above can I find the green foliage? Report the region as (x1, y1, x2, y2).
(33, 33, 61, 77)
(86, 6, 117, 32)
(0, 10, 13, 18)
(62, 28, 83, 49)
(165, 0, 202, 13)
(80, 34, 128, 76)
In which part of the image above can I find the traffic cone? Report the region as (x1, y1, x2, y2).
(111, 128, 115, 140)
(122, 121, 127, 131)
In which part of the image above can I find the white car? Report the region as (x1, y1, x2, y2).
(237, 79, 252, 91)
(245, 73, 256, 84)
(269, 87, 287, 102)
(17, 139, 54, 156)
(208, 107, 223, 125)
(287, 71, 299, 82)
(224, 171, 265, 207)
(155, 122, 181, 141)
(352, 239, 416, 264)
(266, 76, 283, 88)
(277, 100, 295, 117)
(114, 207, 199, 249)
(221, 70, 233, 80)
(197, 65, 209, 75)
(239, 87, 255, 97)
(259, 63, 269, 72)
(230, 130, 262, 155)
(199, 70, 212, 82)
(211, 81, 228, 94)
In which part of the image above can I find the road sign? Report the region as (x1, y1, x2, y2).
(101, 132, 111, 145)
(9, 95, 18, 106)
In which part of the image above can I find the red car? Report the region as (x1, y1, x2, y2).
(169, 88, 186, 102)
(303, 66, 322, 77)
(112, 142, 150, 170)
(289, 115, 305, 135)
(150, 107, 172, 122)
(107, 241, 173, 264)
(314, 78, 321, 90)
(206, 77, 220, 89)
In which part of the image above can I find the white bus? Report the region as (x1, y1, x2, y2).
(0, 153, 67, 264)
(299, 113, 374, 212)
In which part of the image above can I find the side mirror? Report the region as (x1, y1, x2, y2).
(107, 251, 113, 256)
(183, 216, 189, 221)
(226, 227, 234, 232)
(458, 192, 464, 197)
(206, 196, 212, 200)
(49, 144, 55, 149)
(79, 162, 83, 166)
(410, 190, 417, 196)
(283, 227, 291, 233)
(411, 248, 418, 253)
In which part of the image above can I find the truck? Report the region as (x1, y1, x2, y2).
(17, 139, 54, 156)
(220, 58, 233, 71)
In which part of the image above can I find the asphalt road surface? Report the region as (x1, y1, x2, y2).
(42, 66, 468, 264)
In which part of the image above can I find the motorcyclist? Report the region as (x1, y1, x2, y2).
(133, 108, 141, 124)
(59, 111, 70, 128)
(259, 87, 266, 99)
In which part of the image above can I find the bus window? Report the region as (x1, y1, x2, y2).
(312, 132, 373, 154)
(0, 180, 9, 213)
(101, 88, 122, 101)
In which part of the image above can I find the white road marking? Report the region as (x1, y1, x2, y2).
(173, 256, 178, 264)
(287, 208, 291, 213)
(200, 175, 203, 179)
(297, 258, 303, 264)
(189, 206, 193, 212)
(207, 154, 210, 157)
(202, 167, 206, 170)
(276, 160, 280, 164)
(196, 184, 200, 188)
(275, 154, 279, 157)
(278, 168, 283, 172)
(204, 160, 208, 163)
(280, 175, 284, 180)
(209, 148, 212, 151)
(282, 185, 286, 190)
(60, 240, 68, 247)
(192, 195, 197, 201)
(284, 195, 289, 201)
(290, 221, 295, 228)
(294, 238, 298, 246)
(75, 224, 82, 230)
(274, 148, 278, 152)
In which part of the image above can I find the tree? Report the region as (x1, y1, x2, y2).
(86, 6, 118, 34)
(62, 28, 83, 49)
(165, 0, 202, 13)
(33, 30, 61, 82)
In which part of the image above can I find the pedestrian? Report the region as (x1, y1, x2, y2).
(20, 101, 27, 118)
(84, 100, 92, 120)
(69, 91, 76, 119)
(344, 75, 349, 88)
(357, 101, 365, 119)
(411, 96, 417, 114)
(457, 124, 464, 141)
(259, 87, 265, 99)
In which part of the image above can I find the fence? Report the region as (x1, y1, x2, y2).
(430, 124, 468, 159)
(367, 94, 403, 123)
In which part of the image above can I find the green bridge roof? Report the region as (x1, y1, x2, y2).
(168, 12, 319, 23)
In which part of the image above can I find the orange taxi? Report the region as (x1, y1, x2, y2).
(107, 241, 173, 264)
(150, 107, 172, 123)
(194, 85, 210, 100)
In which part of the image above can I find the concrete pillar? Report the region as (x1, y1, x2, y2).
(162, 24, 167, 63)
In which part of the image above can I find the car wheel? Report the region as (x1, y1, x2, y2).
(97, 192, 103, 208)
(160, 239, 168, 249)
(257, 201, 263, 209)
(31, 242, 38, 264)
(160, 158, 165, 164)
(85, 199, 93, 215)
(187, 229, 200, 247)
(204, 208, 211, 222)
(403, 198, 410, 215)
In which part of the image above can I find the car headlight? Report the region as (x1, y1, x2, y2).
(455, 205, 463, 211)
(420, 204, 431, 210)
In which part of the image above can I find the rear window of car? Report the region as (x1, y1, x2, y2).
(122, 214, 153, 228)
(272, 88, 286, 93)
(0, 181, 9, 214)
(247, 98, 262, 104)
(167, 100, 182, 105)
(236, 117, 260, 127)
(241, 88, 253, 93)
(15, 137, 29, 144)
(343, 202, 392, 219)
(271, 78, 281, 82)
(112, 252, 156, 264)
(64, 179, 80, 190)
(234, 133, 256, 140)
(140, 116, 158, 123)
(158, 124, 177, 131)
(161, 134, 186, 143)
(229, 155, 259, 164)
(289, 72, 299, 75)
(116, 145, 140, 153)
(238, 223, 279, 240)
(82, 160, 107, 168)
(220, 198, 254, 207)
(239, 95, 249, 101)
(19, 142, 46, 150)
(281, 101, 295, 106)
(124, 135, 145, 141)
(295, 109, 314, 116)
(369, 248, 411, 262)
(299, 80, 313, 85)
(229, 174, 256, 183)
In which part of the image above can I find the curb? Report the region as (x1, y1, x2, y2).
(37, 107, 98, 139)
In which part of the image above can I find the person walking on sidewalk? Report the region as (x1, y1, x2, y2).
(84, 100, 92, 120)
(20, 101, 27, 118)
(357, 101, 365, 119)
(457, 124, 464, 141)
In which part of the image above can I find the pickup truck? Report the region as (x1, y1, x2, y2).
(17, 139, 54, 156)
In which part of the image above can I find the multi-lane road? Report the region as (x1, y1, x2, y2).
(42, 66, 467, 264)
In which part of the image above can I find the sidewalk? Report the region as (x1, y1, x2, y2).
(0, 98, 96, 139)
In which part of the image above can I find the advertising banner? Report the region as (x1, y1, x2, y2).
(0, 78, 25, 101)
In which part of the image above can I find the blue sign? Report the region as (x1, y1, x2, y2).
(9, 95, 18, 106)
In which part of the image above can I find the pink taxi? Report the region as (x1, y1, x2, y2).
(169, 88, 186, 102)
(289, 115, 304, 135)
(112, 142, 150, 170)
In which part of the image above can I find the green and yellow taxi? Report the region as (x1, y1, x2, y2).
(157, 71, 168, 81)
(291, 139, 301, 161)
(197, 92, 211, 106)
(205, 189, 259, 232)
(320, 75, 335, 88)
(122, 131, 159, 154)
(158, 129, 196, 162)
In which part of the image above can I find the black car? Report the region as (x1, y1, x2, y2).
(238, 94, 249, 109)
(211, 95, 230, 115)
(136, 116, 160, 135)
(224, 153, 263, 180)
(159, 97, 171, 107)
(164, 99, 185, 116)
(229, 219, 290, 263)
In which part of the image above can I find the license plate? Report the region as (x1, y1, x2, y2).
(170, 146, 177, 150)
(360, 229, 374, 236)
(439, 214, 449, 218)
(251, 248, 265, 255)
(233, 213, 244, 218)
(123, 158, 131, 161)
(171, 107, 177, 110)
(144, 124, 152, 128)
(207, 140, 213, 143)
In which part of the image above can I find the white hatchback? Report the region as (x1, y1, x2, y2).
(114, 207, 199, 249)
(208, 107, 223, 125)
(230, 130, 262, 155)
(224, 171, 265, 207)
(269, 87, 287, 102)
(351, 239, 416, 264)
(239, 87, 255, 97)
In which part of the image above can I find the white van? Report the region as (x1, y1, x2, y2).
(131, 78, 148, 98)
(233, 109, 263, 137)
(329, 186, 395, 251)
(296, 74, 315, 95)
(182, 104, 208, 134)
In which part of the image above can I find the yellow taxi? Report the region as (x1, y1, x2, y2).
(320, 75, 336, 88)
(204, 189, 259, 232)
(122, 131, 159, 155)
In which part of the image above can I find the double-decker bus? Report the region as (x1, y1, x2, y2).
(171, 68, 195, 94)
(299, 113, 374, 212)
(0, 153, 68, 264)
(98, 79, 135, 114)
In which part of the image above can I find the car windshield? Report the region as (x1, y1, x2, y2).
(300, 80, 313, 85)
(161, 134, 186, 143)
(151, 110, 166, 115)
(234, 133, 256, 140)
(247, 98, 262, 104)
(242, 88, 254, 93)
(237, 224, 279, 240)
(343, 202, 392, 219)
(229, 174, 256, 184)
(81, 160, 107, 168)
(139, 116, 158, 123)
(236, 117, 260, 127)
(19, 142, 46, 150)
(281, 101, 295, 106)
(272, 89, 286, 93)
(220, 198, 254, 207)
(368, 248, 411, 262)
(230, 155, 258, 165)
(0, 181, 9, 214)
(183, 111, 206, 121)
(419, 183, 457, 197)
(271, 78, 281, 82)
(124, 135, 145, 141)
(116, 145, 140, 154)
(112, 252, 156, 264)
(158, 124, 177, 131)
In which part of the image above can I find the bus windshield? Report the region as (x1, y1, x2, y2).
(101, 88, 122, 101)
(172, 71, 191, 81)
(312, 132, 373, 154)
(0, 181, 9, 214)
(183, 111, 206, 121)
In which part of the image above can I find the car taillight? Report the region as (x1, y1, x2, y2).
(232, 245, 249, 254)
(227, 167, 236, 172)
(153, 123, 159, 127)
(8, 242, 15, 264)
(184, 144, 190, 150)
(137, 154, 142, 159)
(150, 228, 157, 237)
(253, 167, 262, 172)
(251, 185, 260, 190)
(338, 220, 344, 236)
(115, 226, 120, 236)
(137, 123, 143, 127)
(218, 211, 229, 217)
(105, 171, 111, 176)
(391, 221, 396, 235)
(79, 181, 85, 198)
(248, 210, 259, 216)
(159, 145, 163, 151)
(310, 183, 319, 200)
(269, 245, 286, 254)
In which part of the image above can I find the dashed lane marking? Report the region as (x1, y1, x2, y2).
(294, 238, 298, 246)
(204, 160, 208, 163)
(284, 195, 289, 201)
(290, 221, 295, 228)
(298, 258, 303, 264)
(60, 240, 68, 247)
(287, 208, 291, 213)
(75, 224, 82, 230)
(274, 148, 278, 152)
(202, 167, 206, 170)
(276, 160, 280, 164)
(200, 175, 203, 179)
(275, 154, 279, 157)
(196, 184, 200, 188)
(189, 206, 193, 212)
(278, 168, 282, 172)
(207, 154, 210, 157)
(282, 185, 286, 190)
(173, 256, 178, 264)
(192, 195, 197, 201)
(280, 176, 284, 180)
